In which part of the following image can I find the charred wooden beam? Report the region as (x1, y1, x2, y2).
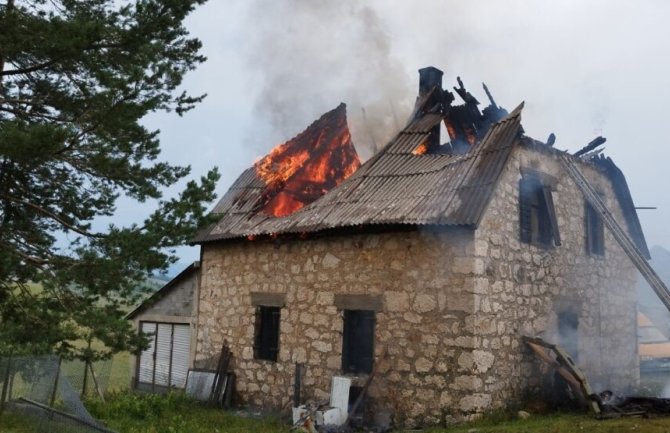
(523, 336, 601, 415)
(546, 133, 556, 147)
(574, 136, 606, 157)
(482, 82, 497, 107)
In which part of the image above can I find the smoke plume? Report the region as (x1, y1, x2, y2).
(244, 1, 413, 159)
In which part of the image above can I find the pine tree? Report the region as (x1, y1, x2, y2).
(0, 0, 218, 360)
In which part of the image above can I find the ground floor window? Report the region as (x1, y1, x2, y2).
(342, 310, 375, 374)
(137, 322, 191, 390)
(254, 305, 281, 362)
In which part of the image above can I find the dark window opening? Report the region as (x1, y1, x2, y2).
(342, 310, 375, 374)
(557, 311, 579, 362)
(585, 201, 605, 256)
(254, 306, 280, 362)
(519, 176, 560, 247)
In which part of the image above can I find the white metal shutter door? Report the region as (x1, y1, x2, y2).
(154, 324, 173, 387)
(170, 325, 191, 388)
(138, 322, 157, 384)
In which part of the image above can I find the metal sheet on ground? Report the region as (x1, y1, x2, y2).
(185, 370, 216, 401)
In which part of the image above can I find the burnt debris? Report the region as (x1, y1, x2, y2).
(574, 136, 607, 157)
(413, 66, 509, 155)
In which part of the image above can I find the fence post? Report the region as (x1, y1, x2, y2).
(81, 359, 89, 399)
(89, 362, 105, 402)
(50, 356, 62, 407)
(0, 354, 13, 414)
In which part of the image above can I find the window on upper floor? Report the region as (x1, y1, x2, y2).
(342, 309, 375, 374)
(585, 200, 605, 256)
(254, 305, 281, 362)
(519, 174, 561, 248)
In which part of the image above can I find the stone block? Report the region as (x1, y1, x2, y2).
(474, 240, 489, 257)
(242, 347, 253, 360)
(454, 375, 483, 391)
(384, 291, 409, 312)
(312, 340, 332, 353)
(397, 359, 411, 371)
(415, 357, 433, 373)
(412, 294, 436, 313)
(322, 253, 341, 269)
(316, 291, 334, 305)
(439, 391, 453, 406)
(447, 294, 473, 312)
(452, 257, 472, 274)
(403, 312, 422, 324)
(472, 350, 495, 373)
(326, 355, 340, 369)
(459, 393, 492, 413)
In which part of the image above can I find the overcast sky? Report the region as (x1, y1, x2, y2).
(129, 0, 670, 267)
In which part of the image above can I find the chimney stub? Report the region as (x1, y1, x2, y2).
(418, 66, 444, 96)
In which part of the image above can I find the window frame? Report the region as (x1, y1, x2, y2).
(585, 199, 605, 256)
(136, 321, 191, 391)
(341, 309, 376, 375)
(253, 305, 281, 362)
(519, 172, 561, 248)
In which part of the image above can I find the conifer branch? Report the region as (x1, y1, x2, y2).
(0, 193, 104, 238)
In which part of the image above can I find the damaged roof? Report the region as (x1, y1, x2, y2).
(193, 67, 649, 258)
(192, 103, 523, 243)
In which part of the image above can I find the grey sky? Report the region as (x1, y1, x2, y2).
(127, 0, 670, 266)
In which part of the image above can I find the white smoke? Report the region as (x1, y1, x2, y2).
(243, 0, 414, 159)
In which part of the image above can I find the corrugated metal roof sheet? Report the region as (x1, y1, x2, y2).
(192, 104, 523, 243)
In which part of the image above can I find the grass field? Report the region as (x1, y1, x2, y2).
(6, 397, 670, 433)
(438, 412, 670, 433)
(3, 351, 670, 433)
(0, 393, 291, 433)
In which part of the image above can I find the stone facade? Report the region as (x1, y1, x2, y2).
(195, 143, 638, 426)
(468, 144, 638, 413)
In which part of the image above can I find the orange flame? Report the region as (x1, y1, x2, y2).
(412, 141, 429, 155)
(254, 104, 360, 217)
(465, 128, 477, 146)
(444, 118, 457, 141)
(444, 118, 478, 148)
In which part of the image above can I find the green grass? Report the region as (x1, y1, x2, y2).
(0, 411, 40, 433)
(86, 392, 291, 433)
(107, 351, 131, 392)
(6, 393, 670, 433)
(428, 412, 670, 433)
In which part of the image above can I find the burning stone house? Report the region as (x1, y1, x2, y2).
(190, 67, 648, 425)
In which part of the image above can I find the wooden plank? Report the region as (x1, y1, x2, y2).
(523, 336, 600, 415)
(293, 363, 302, 407)
(526, 342, 581, 389)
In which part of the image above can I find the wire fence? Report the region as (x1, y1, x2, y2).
(0, 355, 117, 433)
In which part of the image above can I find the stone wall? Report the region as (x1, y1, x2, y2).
(141, 270, 199, 318)
(473, 143, 639, 409)
(196, 143, 639, 426)
(197, 227, 484, 425)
